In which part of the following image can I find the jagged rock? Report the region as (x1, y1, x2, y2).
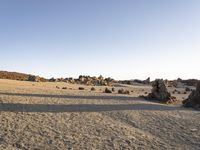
(145, 79, 177, 103)
(183, 81, 200, 109)
(143, 77, 150, 84)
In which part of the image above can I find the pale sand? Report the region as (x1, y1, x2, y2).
(0, 79, 199, 150)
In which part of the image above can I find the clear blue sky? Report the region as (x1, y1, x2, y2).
(0, 0, 200, 80)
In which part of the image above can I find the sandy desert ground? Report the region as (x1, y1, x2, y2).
(0, 79, 200, 150)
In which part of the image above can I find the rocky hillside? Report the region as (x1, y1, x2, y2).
(0, 71, 47, 82)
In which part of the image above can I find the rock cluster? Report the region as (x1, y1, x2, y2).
(50, 75, 116, 86)
(76, 75, 115, 86)
(164, 78, 199, 88)
(28, 75, 41, 82)
(182, 79, 198, 87)
(145, 79, 177, 103)
(118, 89, 130, 95)
(183, 81, 200, 109)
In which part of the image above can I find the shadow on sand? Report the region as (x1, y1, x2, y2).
(0, 103, 181, 113)
(0, 92, 140, 101)
(0, 92, 183, 113)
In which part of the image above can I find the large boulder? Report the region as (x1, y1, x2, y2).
(146, 79, 176, 103)
(183, 81, 200, 109)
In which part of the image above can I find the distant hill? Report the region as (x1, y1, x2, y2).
(0, 71, 47, 82)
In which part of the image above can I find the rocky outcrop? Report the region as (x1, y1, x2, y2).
(28, 75, 41, 82)
(145, 79, 177, 103)
(62, 75, 116, 86)
(183, 81, 200, 109)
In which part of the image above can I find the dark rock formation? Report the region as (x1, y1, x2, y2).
(183, 81, 200, 109)
(145, 79, 177, 103)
